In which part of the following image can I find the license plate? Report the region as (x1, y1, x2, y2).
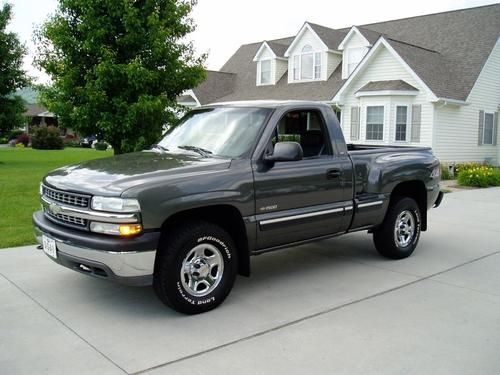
(42, 235, 57, 259)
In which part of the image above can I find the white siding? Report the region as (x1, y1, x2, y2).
(326, 51, 342, 78)
(339, 45, 433, 147)
(434, 38, 500, 165)
(275, 59, 288, 83)
(344, 31, 369, 48)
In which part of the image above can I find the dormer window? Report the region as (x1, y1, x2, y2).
(259, 59, 272, 85)
(291, 45, 322, 82)
(346, 47, 366, 76)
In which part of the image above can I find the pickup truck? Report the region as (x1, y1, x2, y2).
(33, 101, 443, 314)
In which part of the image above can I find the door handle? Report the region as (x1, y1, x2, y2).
(326, 169, 341, 179)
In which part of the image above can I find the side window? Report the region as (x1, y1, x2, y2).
(271, 110, 331, 158)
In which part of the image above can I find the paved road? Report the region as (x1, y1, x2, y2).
(1, 188, 500, 375)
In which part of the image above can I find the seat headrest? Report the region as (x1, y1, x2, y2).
(301, 130, 323, 147)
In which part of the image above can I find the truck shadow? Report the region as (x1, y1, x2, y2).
(71, 232, 379, 318)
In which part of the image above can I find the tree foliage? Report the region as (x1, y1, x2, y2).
(35, 0, 206, 154)
(0, 3, 29, 135)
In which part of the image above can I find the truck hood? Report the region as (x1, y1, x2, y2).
(44, 151, 232, 196)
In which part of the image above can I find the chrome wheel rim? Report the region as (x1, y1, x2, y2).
(180, 243, 224, 297)
(394, 210, 415, 248)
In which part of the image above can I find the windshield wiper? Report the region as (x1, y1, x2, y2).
(178, 145, 213, 157)
(151, 144, 169, 153)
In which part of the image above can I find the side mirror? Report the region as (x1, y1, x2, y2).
(264, 142, 303, 162)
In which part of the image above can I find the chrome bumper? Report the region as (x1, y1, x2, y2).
(35, 226, 156, 285)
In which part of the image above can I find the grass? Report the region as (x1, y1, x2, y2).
(0, 147, 113, 248)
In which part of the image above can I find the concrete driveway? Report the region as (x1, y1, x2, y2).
(1, 188, 500, 375)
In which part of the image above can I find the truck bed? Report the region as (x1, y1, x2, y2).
(347, 143, 431, 154)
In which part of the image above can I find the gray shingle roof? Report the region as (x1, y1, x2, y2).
(354, 4, 500, 100)
(24, 103, 47, 117)
(266, 40, 289, 57)
(308, 23, 347, 50)
(191, 70, 236, 104)
(195, 4, 500, 104)
(356, 27, 383, 45)
(357, 80, 418, 92)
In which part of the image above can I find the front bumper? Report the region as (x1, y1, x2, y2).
(33, 211, 160, 286)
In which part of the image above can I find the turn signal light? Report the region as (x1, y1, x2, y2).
(119, 224, 143, 236)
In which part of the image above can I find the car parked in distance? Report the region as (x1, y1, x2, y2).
(80, 135, 97, 148)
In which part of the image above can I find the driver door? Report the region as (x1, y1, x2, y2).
(253, 109, 350, 250)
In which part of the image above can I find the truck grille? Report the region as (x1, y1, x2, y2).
(44, 208, 88, 228)
(42, 185, 90, 208)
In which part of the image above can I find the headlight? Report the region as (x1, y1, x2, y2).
(430, 165, 440, 179)
(90, 222, 142, 236)
(91, 196, 140, 212)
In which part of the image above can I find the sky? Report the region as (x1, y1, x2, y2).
(5, 0, 499, 83)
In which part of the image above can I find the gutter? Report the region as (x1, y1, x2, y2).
(433, 97, 469, 106)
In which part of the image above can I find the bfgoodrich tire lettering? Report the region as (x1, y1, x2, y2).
(373, 197, 421, 259)
(153, 221, 237, 314)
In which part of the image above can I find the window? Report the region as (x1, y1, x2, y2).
(395, 106, 408, 141)
(260, 59, 271, 85)
(366, 106, 384, 141)
(347, 47, 365, 76)
(270, 110, 330, 158)
(291, 45, 322, 82)
(484, 112, 494, 145)
(314, 52, 321, 79)
(293, 55, 300, 80)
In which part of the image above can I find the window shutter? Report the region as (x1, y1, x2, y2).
(493, 112, 498, 146)
(411, 105, 421, 142)
(477, 110, 484, 145)
(350, 106, 360, 141)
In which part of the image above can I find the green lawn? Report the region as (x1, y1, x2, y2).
(0, 147, 113, 248)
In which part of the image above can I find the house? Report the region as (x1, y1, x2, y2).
(16, 87, 60, 132)
(180, 4, 500, 165)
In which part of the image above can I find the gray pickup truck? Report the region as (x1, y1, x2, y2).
(33, 101, 443, 314)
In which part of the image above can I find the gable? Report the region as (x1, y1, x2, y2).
(284, 24, 328, 57)
(338, 27, 370, 50)
(334, 41, 434, 103)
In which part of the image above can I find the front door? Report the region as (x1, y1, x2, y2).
(253, 109, 351, 250)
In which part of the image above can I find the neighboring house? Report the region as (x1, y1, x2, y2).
(16, 87, 61, 133)
(179, 4, 500, 165)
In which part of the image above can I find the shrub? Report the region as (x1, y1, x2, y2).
(63, 140, 81, 148)
(31, 126, 64, 150)
(440, 163, 453, 180)
(457, 164, 500, 187)
(15, 142, 25, 148)
(94, 141, 109, 151)
(8, 129, 24, 141)
(16, 133, 30, 147)
(0, 137, 8, 144)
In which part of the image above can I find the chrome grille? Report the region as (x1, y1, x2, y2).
(43, 185, 90, 208)
(44, 208, 88, 227)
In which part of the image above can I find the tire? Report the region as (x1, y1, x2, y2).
(373, 197, 421, 259)
(153, 221, 238, 314)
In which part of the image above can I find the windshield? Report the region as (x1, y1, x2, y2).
(158, 107, 271, 158)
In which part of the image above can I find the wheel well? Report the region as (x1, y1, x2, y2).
(390, 181, 428, 231)
(160, 205, 250, 276)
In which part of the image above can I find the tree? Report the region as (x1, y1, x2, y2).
(35, 0, 206, 154)
(0, 3, 29, 136)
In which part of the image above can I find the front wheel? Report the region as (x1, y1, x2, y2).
(373, 197, 421, 259)
(153, 221, 238, 314)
